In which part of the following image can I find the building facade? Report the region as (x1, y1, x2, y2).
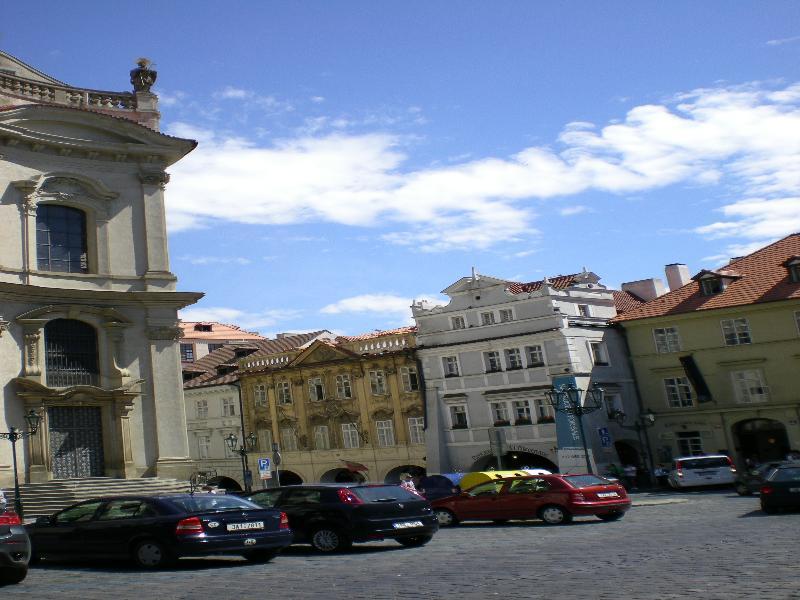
(237, 328, 426, 486)
(412, 271, 644, 476)
(179, 321, 266, 364)
(0, 51, 201, 487)
(614, 234, 800, 468)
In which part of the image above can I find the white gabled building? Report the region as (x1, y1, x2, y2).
(412, 270, 645, 475)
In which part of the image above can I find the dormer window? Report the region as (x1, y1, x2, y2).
(693, 269, 741, 296)
(785, 256, 800, 283)
(700, 277, 724, 296)
(194, 323, 213, 332)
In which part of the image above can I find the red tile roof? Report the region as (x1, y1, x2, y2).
(337, 326, 416, 342)
(506, 274, 580, 294)
(612, 290, 647, 315)
(179, 321, 266, 341)
(613, 233, 800, 322)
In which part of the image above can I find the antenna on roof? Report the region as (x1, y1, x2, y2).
(471, 267, 479, 281)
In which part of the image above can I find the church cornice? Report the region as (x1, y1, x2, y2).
(0, 281, 203, 309)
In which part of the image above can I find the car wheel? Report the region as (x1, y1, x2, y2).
(310, 526, 352, 553)
(539, 505, 572, 525)
(397, 535, 433, 548)
(597, 512, 624, 522)
(132, 539, 174, 568)
(735, 484, 751, 496)
(761, 504, 778, 515)
(0, 566, 28, 585)
(244, 549, 278, 563)
(434, 508, 458, 527)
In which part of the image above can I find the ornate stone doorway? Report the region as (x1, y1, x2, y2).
(733, 418, 790, 463)
(48, 406, 105, 478)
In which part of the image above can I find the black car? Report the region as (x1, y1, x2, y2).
(27, 494, 292, 568)
(239, 484, 438, 552)
(417, 475, 461, 502)
(0, 508, 30, 584)
(760, 463, 800, 514)
(735, 462, 785, 496)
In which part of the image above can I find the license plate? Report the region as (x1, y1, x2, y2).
(227, 521, 264, 531)
(393, 520, 423, 529)
(597, 492, 619, 498)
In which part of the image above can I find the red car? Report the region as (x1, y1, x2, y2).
(431, 474, 630, 526)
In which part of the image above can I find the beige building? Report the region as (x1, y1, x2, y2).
(614, 234, 800, 468)
(0, 51, 200, 487)
(238, 328, 426, 486)
(179, 321, 266, 364)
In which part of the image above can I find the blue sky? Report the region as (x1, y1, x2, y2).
(4, 2, 800, 335)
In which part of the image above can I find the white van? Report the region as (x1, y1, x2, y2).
(668, 455, 737, 489)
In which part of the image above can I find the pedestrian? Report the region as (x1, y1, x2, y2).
(399, 473, 418, 494)
(0, 489, 6, 512)
(623, 464, 638, 491)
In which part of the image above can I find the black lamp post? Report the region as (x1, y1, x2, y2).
(225, 431, 258, 492)
(0, 410, 42, 518)
(545, 383, 604, 474)
(611, 409, 657, 484)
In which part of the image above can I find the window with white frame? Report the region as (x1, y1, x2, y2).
(505, 348, 523, 369)
(277, 381, 292, 405)
(376, 420, 395, 447)
(449, 404, 469, 429)
(534, 398, 555, 422)
(254, 384, 267, 407)
(196, 399, 208, 419)
(197, 435, 210, 459)
(408, 417, 424, 444)
(512, 400, 532, 424)
(180, 343, 195, 362)
(490, 402, 510, 425)
(481, 311, 496, 326)
(308, 377, 325, 401)
(499, 308, 514, 323)
(442, 356, 460, 377)
(664, 377, 694, 408)
(336, 374, 353, 399)
(604, 394, 623, 418)
(369, 370, 387, 395)
(788, 258, 800, 282)
(677, 431, 704, 456)
(341, 423, 360, 449)
(732, 369, 768, 404)
(653, 327, 682, 353)
(451, 315, 466, 330)
(400, 367, 419, 392)
(578, 304, 592, 317)
(590, 341, 610, 366)
(259, 428, 273, 452)
(721, 318, 751, 346)
(525, 345, 545, 367)
(484, 351, 502, 373)
(700, 277, 724, 296)
(280, 427, 298, 451)
(222, 397, 236, 417)
(314, 425, 330, 450)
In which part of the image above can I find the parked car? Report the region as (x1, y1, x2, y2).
(760, 463, 800, 514)
(417, 475, 462, 501)
(27, 494, 292, 568)
(238, 484, 439, 552)
(431, 474, 630, 526)
(667, 455, 737, 489)
(735, 462, 785, 496)
(0, 508, 30, 584)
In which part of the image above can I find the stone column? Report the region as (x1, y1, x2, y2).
(11, 180, 37, 285)
(138, 171, 173, 289)
(112, 397, 137, 478)
(25, 401, 49, 483)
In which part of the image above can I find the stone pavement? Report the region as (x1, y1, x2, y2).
(13, 490, 800, 599)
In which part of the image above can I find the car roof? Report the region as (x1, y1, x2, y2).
(249, 483, 401, 491)
(672, 455, 731, 461)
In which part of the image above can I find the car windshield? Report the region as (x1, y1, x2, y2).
(562, 475, 614, 488)
(165, 495, 261, 513)
(680, 458, 729, 469)
(769, 467, 800, 482)
(351, 486, 421, 502)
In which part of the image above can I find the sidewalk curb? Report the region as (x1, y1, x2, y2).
(632, 498, 690, 506)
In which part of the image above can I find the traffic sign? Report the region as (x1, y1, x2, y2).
(258, 457, 272, 480)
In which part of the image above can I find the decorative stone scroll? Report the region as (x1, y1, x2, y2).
(138, 171, 170, 188)
(146, 326, 183, 341)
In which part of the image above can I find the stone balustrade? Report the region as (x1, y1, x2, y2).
(1, 72, 136, 111)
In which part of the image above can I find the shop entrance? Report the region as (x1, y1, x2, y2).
(733, 418, 790, 463)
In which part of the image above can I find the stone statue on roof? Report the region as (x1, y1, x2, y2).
(130, 58, 157, 93)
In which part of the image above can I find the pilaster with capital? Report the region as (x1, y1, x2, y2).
(138, 170, 173, 283)
(12, 181, 38, 283)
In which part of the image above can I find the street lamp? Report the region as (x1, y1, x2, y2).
(611, 409, 657, 484)
(225, 431, 258, 492)
(0, 410, 42, 518)
(545, 383, 604, 474)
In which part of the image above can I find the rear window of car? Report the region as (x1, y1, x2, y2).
(351, 486, 421, 502)
(165, 495, 260, 513)
(562, 475, 614, 488)
(769, 467, 800, 482)
(680, 457, 730, 469)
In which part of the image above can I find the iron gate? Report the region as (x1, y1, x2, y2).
(49, 406, 105, 478)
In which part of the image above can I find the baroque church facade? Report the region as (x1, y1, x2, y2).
(0, 51, 201, 487)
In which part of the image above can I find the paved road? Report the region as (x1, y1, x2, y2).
(12, 490, 800, 599)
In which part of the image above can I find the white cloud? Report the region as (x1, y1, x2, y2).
(766, 35, 800, 46)
(320, 293, 445, 322)
(180, 256, 252, 265)
(310, 96, 326, 104)
(215, 86, 253, 100)
(559, 205, 589, 216)
(165, 81, 800, 252)
(178, 306, 302, 332)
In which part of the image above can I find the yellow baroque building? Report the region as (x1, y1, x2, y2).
(238, 327, 426, 484)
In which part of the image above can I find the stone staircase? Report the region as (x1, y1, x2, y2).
(2, 477, 192, 518)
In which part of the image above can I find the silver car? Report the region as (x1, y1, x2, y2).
(0, 504, 30, 585)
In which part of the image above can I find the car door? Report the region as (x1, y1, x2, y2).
(502, 478, 552, 519)
(455, 481, 506, 519)
(81, 499, 162, 558)
(31, 500, 104, 557)
(277, 489, 326, 540)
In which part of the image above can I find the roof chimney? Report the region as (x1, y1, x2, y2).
(621, 278, 667, 301)
(665, 263, 691, 292)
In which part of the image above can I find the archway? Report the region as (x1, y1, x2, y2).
(208, 475, 241, 491)
(469, 451, 558, 473)
(275, 470, 303, 486)
(384, 465, 426, 484)
(319, 468, 366, 483)
(733, 418, 790, 463)
(614, 440, 640, 467)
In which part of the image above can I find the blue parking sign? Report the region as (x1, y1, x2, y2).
(258, 457, 271, 480)
(597, 427, 612, 448)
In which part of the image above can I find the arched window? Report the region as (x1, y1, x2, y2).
(36, 204, 88, 273)
(45, 319, 99, 387)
